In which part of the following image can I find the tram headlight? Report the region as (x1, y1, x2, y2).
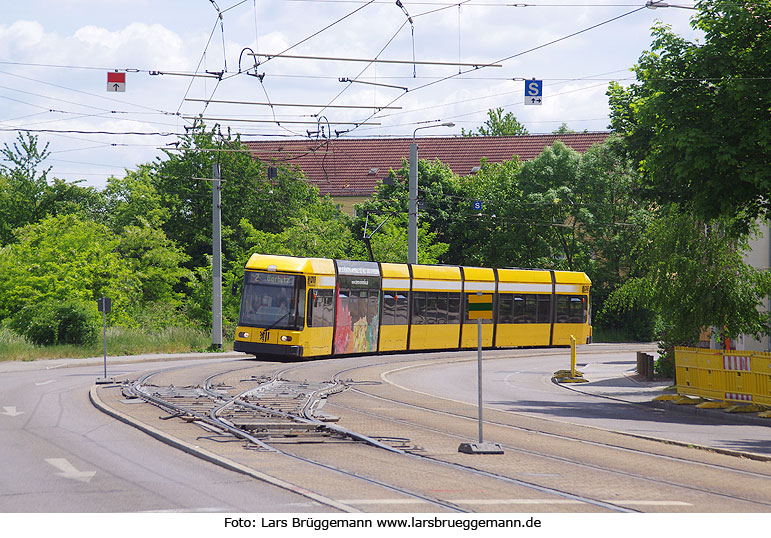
(238, 332, 250, 339)
(280, 335, 292, 342)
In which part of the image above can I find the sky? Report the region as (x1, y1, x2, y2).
(0, 0, 700, 189)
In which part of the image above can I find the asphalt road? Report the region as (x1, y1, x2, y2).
(0, 356, 332, 513)
(2, 344, 769, 518)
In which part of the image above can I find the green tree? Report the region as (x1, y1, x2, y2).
(151, 123, 324, 271)
(358, 214, 448, 264)
(0, 133, 105, 245)
(517, 141, 591, 271)
(552, 123, 576, 134)
(604, 206, 771, 358)
(102, 165, 169, 232)
(444, 157, 538, 268)
(354, 159, 461, 264)
(607, 1, 771, 233)
(0, 214, 141, 326)
(462, 107, 529, 137)
(117, 219, 192, 305)
(0, 133, 52, 244)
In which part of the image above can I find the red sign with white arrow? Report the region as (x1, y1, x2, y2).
(107, 71, 126, 92)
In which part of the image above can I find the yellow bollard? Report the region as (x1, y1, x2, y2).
(554, 335, 587, 383)
(570, 335, 577, 378)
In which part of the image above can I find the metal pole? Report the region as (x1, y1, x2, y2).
(212, 162, 223, 349)
(408, 142, 418, 265)
(477, 318, 483, 443)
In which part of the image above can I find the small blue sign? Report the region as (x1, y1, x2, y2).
(524, 79, 543, 106)
(472, 201, 482, 211)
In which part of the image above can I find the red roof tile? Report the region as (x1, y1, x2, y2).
(245, 132, 609, 197)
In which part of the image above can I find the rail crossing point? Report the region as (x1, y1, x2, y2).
(524, 79, 543, 106)
(96, 297, 114, 385)
(458, 293, 503, 455)
(107, 71, 126, 92)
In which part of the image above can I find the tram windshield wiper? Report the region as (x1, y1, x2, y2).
(263, 311, 289, 332)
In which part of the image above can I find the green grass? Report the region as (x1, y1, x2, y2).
(0, 325, 218, 362)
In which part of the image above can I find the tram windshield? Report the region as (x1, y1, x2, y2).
(239, 271, 305, 330)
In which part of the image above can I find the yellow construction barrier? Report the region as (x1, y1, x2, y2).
(674, 347, 771, 409)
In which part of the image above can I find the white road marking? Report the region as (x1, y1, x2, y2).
(2, 406, 24, 416)
(45, 458, 96, 483)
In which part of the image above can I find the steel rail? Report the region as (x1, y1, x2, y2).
(324, 363, 771, 510)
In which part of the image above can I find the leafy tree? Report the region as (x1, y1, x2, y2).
(117, 219, 192, 306)
(10, 300, 99, 346)
(552, 123, 576, 134)
(354, 158, 461, 264)
(462, 107, 529, 137)
(101, 165, 169, 232)
(0, 214, 142, 326)
(574, 136, 651, 294)
(607, 0, 771, 233)
(151, 123, 322, 270)
(358, 214, 448, 264)
(0, 133, 52, 244)
(0, 132, 50, 186)
(38, 177, 104, 221)
(517, 141, 590, 271)
(444, 157, 537, 268)
(603, 205, 771, 358)
(0, 133, 105, 245)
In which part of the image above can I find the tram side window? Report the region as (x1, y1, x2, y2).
(412, 291, 426, 325)
(555, 295, 587, 323)
(498, 294, 513, 324)
(411, 291, 460, 325)
(382, 290, 409, 325)
(395, 292, 409, 325)
(499, 294, 551, 324)
(435, 293, 448, 324)
(448, 293, 461, 324)
(523, 295, 537, 323)
(569, 296, 587, 323)
(537, 294, 551, 324)
(426, 292, 449, 324)
(307, 289, 334, 327)
(512, 295, 526, 322)
(382, 291, 396, 325)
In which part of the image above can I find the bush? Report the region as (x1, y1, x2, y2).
(595, 303, 661, 342)
(655, 352, 675, 379)
(10, 300, 99, 346)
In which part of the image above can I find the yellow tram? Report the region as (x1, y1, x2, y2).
(234, 254, 592, 360)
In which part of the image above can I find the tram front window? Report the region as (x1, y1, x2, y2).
(239, 272, 305, 330)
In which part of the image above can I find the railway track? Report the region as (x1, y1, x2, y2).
(124, 364, 469, 513)
(99, 351, 771, 513)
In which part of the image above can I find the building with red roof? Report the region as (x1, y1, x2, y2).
(246, 132, 609, 214)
